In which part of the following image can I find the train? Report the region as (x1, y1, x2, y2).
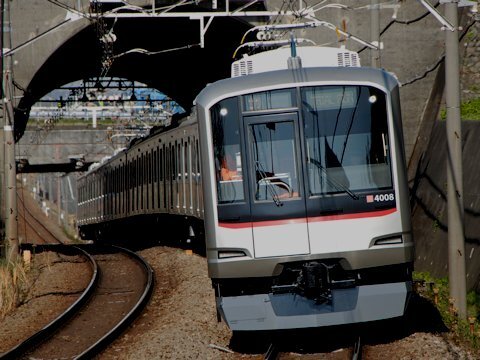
(77, 44, 414, 331)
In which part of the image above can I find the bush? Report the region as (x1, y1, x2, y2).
(440, 98, 480, 121)
(414, 271, 480, 348)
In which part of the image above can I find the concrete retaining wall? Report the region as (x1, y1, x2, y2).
(412, 121, 480, 291)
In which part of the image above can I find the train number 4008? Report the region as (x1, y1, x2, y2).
(366, 193, 395, 203)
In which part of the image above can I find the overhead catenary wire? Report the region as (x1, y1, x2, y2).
(112, 43, 201, 59)
(233, 38, 316, 58)
(46, 0, 90, 19)
(401, 19, 477, 87)
(358, 1, 441, 54)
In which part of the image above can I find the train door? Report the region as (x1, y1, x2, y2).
(244, 113, 310, 258)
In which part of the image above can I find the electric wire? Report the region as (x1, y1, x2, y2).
(46, 0, 90, 19)
(401, 19, 477, 87)
(112, 43, 201, 59)
(357, 1, 441, 54)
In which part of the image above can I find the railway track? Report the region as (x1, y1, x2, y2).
(16, 191, 64, 244)
(263, 334, 362, 360)
(0, 244, 154, 360)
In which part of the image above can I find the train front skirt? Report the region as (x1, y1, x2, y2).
(218, 281, 412, 331)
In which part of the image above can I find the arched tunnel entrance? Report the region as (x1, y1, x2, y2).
(15, 15, 253, 141)
(6, 11, 254, 251)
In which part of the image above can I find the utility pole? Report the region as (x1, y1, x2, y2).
(444, 0, 466, 320)
(418, 0, 471, 319)
(1, 0, 18, 262)
(0, 0, 6, 256)
(3, 68, 18, 262)
(370, 0, 381, 68)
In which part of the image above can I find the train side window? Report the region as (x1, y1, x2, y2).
(149, 150, 153, 184)
(147, 150, 150, 183)
(210, 97, 244, 203)
(145, 152, 149, 185)
(142, 153, 145, 185)
(152, 150, 155, 183)
(196, 139, 200, 182)
(157, 147, 161, 182)
(170, 144, 175, 207)
(129, 159, 133, 190)
(184, 141, 189, 180)
(178, 142, 182, 181)
(134, 158, 136, 189)
(159, 147, 162, 182)
(142, 153, 148, 184)
(159, 148, 163, 181)
(142, 154, 145, 209)
(177, 142, 181, 208)
(153, 149, 157, 183)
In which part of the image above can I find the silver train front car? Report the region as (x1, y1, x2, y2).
(196, 65, 413, 331)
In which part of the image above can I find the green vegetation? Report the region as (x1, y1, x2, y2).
(466, 29, 477, 42)
(414, 271, 480, 348)
(440, 98, 480, 121)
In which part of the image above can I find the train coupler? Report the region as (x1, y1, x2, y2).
(272, 261, 356, 304)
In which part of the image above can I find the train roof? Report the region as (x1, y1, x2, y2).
(79, 112, 197, 178)
(196, 66, 399, 109)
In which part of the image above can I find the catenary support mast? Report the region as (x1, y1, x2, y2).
(445, 0, 466, 319)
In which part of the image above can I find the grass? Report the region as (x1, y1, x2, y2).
(0, 258, 29, 319)
(440, 98, 480, 121)
(414, 271, 480, 348)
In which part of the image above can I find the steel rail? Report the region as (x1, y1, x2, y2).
(16, 193, 63, 244)
(264, 342, 279, 360)
(0, 244, 99, 360)
(352, 336, 362, 360)
(75, 245, 154, 359)
(263, 334, 362, 359)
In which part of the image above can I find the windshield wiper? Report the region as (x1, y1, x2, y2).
(308, 157, 359, 200)
(255, 161, 283, 207)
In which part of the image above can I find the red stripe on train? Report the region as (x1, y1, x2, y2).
(218, 208, 397, 229)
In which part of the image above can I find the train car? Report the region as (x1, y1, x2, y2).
(77, 44, 413, 332)
(195, 46, 413, 331)
(77, 116, 204, 243)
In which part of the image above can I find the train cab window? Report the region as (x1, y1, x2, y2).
(301, 85, 392, 196)
(248, 120, 300, 202)
(243, 89, 295, 112)
(211, 97, 244, 204)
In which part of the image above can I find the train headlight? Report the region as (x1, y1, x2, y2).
(368, 95, 377, 104)
(220, 108, 228, 116)
(374, 236, 403, 246)
(218, 250, 246, 259)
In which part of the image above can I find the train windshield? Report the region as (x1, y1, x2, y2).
(210, 85, 393, 207)
(302, 85, 392, 196)
(248, 119, 300, 204)
(211, 97, 245, 204)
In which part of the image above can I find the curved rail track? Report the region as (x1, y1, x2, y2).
(0, 244, 154, 360)
(0, 244, 97, 359)
(16, 192, 64, 244)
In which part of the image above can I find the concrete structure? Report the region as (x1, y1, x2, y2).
(5, 0, 458, 163)
(413, 121, 480, 292)
(16, 127, 147, 165)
